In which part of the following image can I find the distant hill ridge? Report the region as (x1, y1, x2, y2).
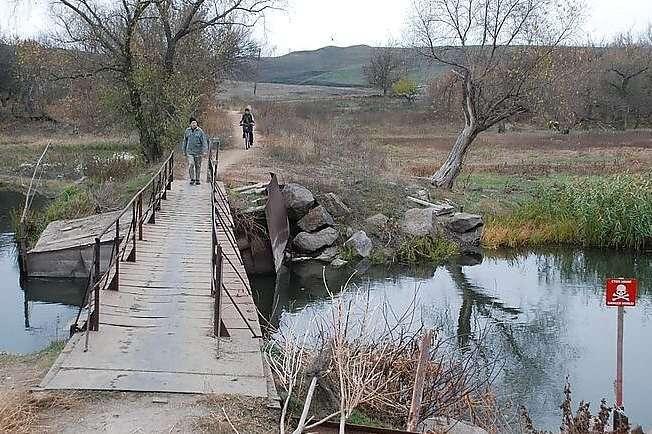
(257, 44, 442, 88)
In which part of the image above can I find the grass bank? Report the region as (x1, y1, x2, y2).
(483, 174, 652, 250)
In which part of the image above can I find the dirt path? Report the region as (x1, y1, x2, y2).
(217, 110, 260, 174)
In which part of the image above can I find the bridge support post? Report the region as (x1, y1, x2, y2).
(90, 237, 101, 331)
(138, 193, 143, 239)
(156, 173, 162, 211)
(149, 185, 156, 224)
(167, 154, 173, 190)
(127, 202, 136, 262)
(108, 223, 119, 291)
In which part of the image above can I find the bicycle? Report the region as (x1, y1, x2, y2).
(241, 123, 254, 150)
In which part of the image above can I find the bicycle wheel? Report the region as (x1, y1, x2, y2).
(244, 131, 249, 150)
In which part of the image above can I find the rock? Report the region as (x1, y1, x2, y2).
(345, 226, 355, 238)
(400, 208, 437, 237)
(320, 192, 351, 218)
(315, 246, 339, 262)
(292, 227, 338, 253)
(401, 208, 484, 254)
(297, 206, 335, 232)
(421, 417, 488, 434)
(445, 212, 483, 233)
(282, 183, 315, 219)
(435, 212, 484, 251)
(344, 231, 372, 258)
(331, 258, 348, 268)
(365, 213, 389, 228)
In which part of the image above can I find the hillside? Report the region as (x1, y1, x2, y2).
(257, 45, 445, 87)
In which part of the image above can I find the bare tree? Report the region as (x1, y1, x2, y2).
(363, 45, 405, 95)
(410, 0, 583, 188)
(603, 31, 652, 129)
(52, 0, 162, 161)
(47, 0, 273, 161)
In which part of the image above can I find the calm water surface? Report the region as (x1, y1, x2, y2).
(253, 249, 652, 430)
(0, 190, 85, 354)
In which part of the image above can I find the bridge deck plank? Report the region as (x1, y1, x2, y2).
(40, 176, 267, 396)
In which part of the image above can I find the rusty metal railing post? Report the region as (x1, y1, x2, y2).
(149, 182, 156, 224)
(138, 193, 143, 239)
(110, 222, 120, 291)
(156, 173, 162, 211)
(91, 237, 101, 331)
(162, 164, 168, 200)
(215, 244, 224, 341)
(167, 155, 173, 190)
(128, 201, 136, 261)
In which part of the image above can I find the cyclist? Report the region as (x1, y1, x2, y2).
(239, 107, 255, 149)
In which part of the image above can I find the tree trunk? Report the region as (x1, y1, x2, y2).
(430, 126, 478, 189)
(128, 81, 162, 163)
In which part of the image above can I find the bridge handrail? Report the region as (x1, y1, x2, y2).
(208, 143, 261, 345)
(73, 152, 175, 342)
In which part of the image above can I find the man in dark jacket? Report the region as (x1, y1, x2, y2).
(183, 117, 207, 185)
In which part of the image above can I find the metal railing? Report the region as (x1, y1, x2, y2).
(72, 153, 175, 342)
(208, 143, 260, 345)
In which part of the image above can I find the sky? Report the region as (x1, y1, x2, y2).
(1, 0, 651, 55)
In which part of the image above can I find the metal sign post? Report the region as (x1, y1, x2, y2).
(605, 277, 638, 431)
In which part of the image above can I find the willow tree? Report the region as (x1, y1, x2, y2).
(410, 0, 583, 188)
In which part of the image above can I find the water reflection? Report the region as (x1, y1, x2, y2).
(252, 249, 652, 430)
(0, 190, 86, 354)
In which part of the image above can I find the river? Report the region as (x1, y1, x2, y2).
(253, 248, 652, 430)
(0, 190, 86, 354)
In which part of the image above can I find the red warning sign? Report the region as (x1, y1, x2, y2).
(606, 278, 638, 307)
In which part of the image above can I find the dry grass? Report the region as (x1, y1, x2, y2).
(195, 395, 278, 433)
(0, 391, 82, 434)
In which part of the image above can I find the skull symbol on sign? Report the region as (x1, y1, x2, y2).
(612, 284, 630, 302)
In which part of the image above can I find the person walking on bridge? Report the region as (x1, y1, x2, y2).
(183, 117, 207, 185)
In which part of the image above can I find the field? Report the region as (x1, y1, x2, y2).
(219, 80, 377, 103)
(216, 93, 652, 250)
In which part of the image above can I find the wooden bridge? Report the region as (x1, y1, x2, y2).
(39, 152, 273, 398)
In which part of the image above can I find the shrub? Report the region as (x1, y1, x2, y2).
(392, 78, 419, 102)
(13, 185, 95, 247)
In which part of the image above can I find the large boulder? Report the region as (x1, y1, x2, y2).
(320, 192, 351, 218)
(401, 208, 484, 253)
(400, 208, 437, 237)
(344, 230, 373, 258)
(293, 227, 339, 253)
(435, 212, 484, 250)
(282, 183, 315, 219)
(297, 205, 335, 232)
(445, 212, 483, 233)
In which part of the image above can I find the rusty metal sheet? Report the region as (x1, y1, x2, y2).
(265, 173, 290, 273)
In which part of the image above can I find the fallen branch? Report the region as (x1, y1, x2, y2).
(406, 196, 454, 215)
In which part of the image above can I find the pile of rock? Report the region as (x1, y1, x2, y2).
(282, 183, 372, 267)
(400, 206, 483, 253)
